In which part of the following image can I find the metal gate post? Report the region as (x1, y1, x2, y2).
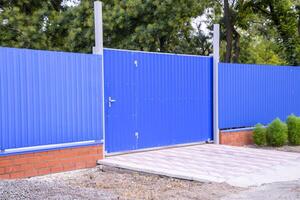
(213, 24, 220, 144)
(93, 1, 106, 157)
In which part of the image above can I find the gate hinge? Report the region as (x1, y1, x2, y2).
(135, 132, 139, 139)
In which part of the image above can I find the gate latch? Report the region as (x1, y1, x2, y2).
(108, 96, 116, 107)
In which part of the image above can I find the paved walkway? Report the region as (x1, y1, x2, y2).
(99, 144, 300, 187)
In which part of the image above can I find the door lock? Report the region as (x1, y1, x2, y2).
(108, 96, 116, 107)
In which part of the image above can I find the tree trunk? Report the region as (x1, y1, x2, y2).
(224, 0, 233, 62)
(297, 5, 300, 36)
(232, 29, 240, 63)
(159, 37, 166, 52)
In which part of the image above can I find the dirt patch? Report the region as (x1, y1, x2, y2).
(222, 180, 300, 200)
(247, 145, 300, 153)
(0, 178, 116, 200)
(0, 166, 242, 200)
(1, 165, 300, 200)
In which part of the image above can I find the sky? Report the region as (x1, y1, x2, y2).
(62, 0, 80, 7)
(192, 15, 210, 36)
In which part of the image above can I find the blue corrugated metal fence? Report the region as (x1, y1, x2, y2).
(0, 47, 103, 153)
(104, 49, 213, 153)
(219, 63, 300, 129)
(4, 46, 299, 155)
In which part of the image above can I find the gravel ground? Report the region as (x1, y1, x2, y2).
(222, 180, 300, 200)
(248, 145, 300, 153)
(0, 178, 116, 200)
(2, 166, 300, 200)
(0, 166, 242, 200)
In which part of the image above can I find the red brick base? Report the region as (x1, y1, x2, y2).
(0, 145, 103, 179)
(220, 129, 254, 146)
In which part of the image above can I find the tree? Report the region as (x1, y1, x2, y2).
(0, 0, 209, 54)
(61, 0, 210, 53)
(0, 0, 299, 65)
(247, 0, 300, 65)
(223, 0, 233, 62)
(101, 0, 207, 52)
(214, 0, 255, 63)
(0, 0, 68, 50)
(239, 34, 287, 65)
(207, 0, 299, 65)
(173, 19, 212, 55)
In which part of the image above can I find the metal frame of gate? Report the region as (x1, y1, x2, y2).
(103, 48, 214, 154)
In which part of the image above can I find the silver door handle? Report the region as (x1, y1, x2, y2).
(108, 96, 116, 107)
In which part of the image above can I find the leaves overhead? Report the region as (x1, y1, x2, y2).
(0, 0, 299, 65)
(101, 0, 205, 53)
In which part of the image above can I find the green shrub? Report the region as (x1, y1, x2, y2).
(253, 124, 267, 146)
(286, 114, 300, 145)
(266, 118, 288, 147)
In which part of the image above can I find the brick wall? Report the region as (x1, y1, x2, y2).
(0, 145, 103, 179)
(220, 129, 253, 146)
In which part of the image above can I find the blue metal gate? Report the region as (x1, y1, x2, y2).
(104, 49, 213, 153)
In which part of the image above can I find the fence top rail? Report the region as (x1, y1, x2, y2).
(0, 46, 212, 59)
(104, 47, 212, 58)
(220, 62, 300, 68)
(0, 46, 101, 57)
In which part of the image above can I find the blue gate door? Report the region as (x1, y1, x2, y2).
(104, 49, 213, 154)
(104, 50, 138, 153)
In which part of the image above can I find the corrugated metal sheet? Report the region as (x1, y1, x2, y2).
(104, 49, 137, 153)
(0, 47, 103, 151)
(104, 49, 213, 153)
(219, 63, 300, 129)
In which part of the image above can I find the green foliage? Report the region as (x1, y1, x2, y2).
(214, 0, 299, 65)
(0, 0, 209, 54)
(253, 124, 267, 146)
(246, 0, 300, 65)
(239, 35, 287, 65)
(0, 0, 299, 65)
(266, 118, 288, 147)
(58, 1, 95, 53)
(286, 114, 300, 145)
(101, 0, 208, 53)
(0, 0, 65, 50)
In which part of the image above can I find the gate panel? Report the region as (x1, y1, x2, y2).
(136, 53, 213, 149)
(104, 49, 213, 153)
(104, 50, 137, 153)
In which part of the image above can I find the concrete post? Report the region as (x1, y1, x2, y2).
(213, 24, 220, 144)
(93, 1, 106, 157)
(93, 1, 103, 55)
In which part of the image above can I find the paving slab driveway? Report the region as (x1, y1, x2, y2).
(99, 144, 300, 187)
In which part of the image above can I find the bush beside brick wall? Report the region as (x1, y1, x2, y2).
(220, 130, 253, 146)
(0, 145, 103, 179)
